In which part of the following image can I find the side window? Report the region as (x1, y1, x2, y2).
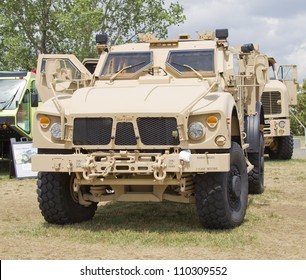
(278, 66, 295, 81)
(30, 80, 39, 107)
(17, 90, 31, 134)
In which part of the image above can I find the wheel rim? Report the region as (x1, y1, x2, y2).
(70, 176, 79, 203)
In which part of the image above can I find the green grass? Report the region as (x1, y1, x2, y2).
(2, 159, 305, 252)
(7, 201, 260, 249)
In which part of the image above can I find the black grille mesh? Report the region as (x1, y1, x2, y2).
(73, 118, 113, 145)
(73, 117, 179, 146)
(137, 117, 179, 145)
(115, 122, 137, 145)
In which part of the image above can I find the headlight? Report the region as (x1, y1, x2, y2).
(188, 122, 205, 140)
(50, 123, 62, 139)
(279, 121, 286, 128)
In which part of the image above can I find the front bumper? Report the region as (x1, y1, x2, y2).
(264, 118, 291, 137)
(32, 151, 230, 180)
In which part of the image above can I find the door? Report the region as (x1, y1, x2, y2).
(36, 54, 93, 102)
(277, 65, 298, 105)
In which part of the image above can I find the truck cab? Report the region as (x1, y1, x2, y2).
(0, 71, 38, 159)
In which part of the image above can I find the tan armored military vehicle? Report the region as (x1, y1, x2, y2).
(32, 29, 269, 229)
(262, 58, 297, 160)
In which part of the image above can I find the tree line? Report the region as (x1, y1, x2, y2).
(0, 0, 305, 134)
(0, 0, 185, 70)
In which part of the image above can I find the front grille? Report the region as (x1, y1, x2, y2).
(263, 123, 271, 134)
(115, 122, 137, 145)
(262, 91, 281, 115)
(73, 118, 113, 145)
(137, 117, 179, 145)
(73, 117, 180, 146)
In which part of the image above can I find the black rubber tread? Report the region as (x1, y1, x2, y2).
(268, 148, 278, 160)
(277, 135, 294, 160)
(268, 135, 294, 160)
(194, 142, 248, 229)
(37, 172, 97, 224)
(248, 132, 265, 194)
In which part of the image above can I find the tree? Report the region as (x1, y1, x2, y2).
(0, 0, 185, 70)
(290, 80, 306, 136)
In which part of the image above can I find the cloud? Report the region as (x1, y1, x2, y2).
(166, 0, 306, 82)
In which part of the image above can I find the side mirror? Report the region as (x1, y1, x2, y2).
(31, 89, 39, 107)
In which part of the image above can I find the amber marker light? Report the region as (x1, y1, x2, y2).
(39, 117, 50, 128)
(207, 116, 218, 128)
(1, 123, 8, 129)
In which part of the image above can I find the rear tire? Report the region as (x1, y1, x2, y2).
(194, 142, 248, 229)
(37, 172, 97, 224)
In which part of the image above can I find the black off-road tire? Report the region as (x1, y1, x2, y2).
(194, 142, 248, 229)
(37, 172, 97, 224)
(248, 132, 265, 194)
(268, 135, 294, 160)
(277, 135, 294, 160)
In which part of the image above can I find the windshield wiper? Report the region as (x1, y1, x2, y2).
(0, 89, 19, 111)
(109, 61, 146, 82)
(171, 62, 204, 80)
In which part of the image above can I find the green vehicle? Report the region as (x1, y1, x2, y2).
(0, 71, 38, 160)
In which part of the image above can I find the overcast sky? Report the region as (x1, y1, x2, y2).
(166, 0, 306, 83)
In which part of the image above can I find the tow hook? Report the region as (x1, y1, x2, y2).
(81, 155, 97, 180)
(82, 155, 116, 180)
(152, 155, 167, 181)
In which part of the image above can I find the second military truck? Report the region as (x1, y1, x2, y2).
(32, 29, 269, 229)
(262, 58, 297, 160)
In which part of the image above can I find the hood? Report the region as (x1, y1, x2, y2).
(69, 83, 212, 115)
(264, 80, 287, 93)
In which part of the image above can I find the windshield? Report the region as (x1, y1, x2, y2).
(0, 79, 26, 110)
(167, 49, 215, 76)
(100, 51, 152, 78)
(269, 65, 276, 80)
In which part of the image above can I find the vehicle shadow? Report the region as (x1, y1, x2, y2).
(42, 200, 252, 234)
(90, 201, 204, 233)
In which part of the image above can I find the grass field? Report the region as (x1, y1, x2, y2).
(0, 158, 305, 260)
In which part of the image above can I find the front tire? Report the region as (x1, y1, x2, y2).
(37, 172, 97, 224)
(194, 142, 248, 229)
(277, 135, 294, 160)
(268, 135, 294, 160)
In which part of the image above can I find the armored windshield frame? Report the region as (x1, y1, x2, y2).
(166, 49, 215, 78)
(100, 51, 153, 79)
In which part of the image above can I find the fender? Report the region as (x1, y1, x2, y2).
(244, 101, 264, 153)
